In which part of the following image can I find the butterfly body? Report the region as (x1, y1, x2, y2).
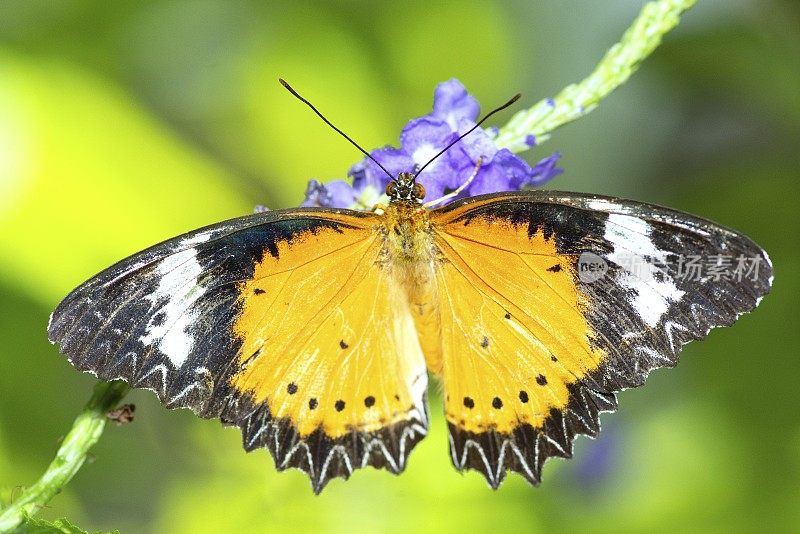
(380, 199, 445, 373)
(49, 188, 772, 492)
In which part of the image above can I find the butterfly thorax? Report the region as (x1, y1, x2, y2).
(382, 201, 432, 262)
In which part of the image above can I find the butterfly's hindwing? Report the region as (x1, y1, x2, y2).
(48, 207, 428, 493)
(432, 191, 772, 487)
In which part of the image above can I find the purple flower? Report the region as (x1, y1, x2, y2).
(431, 78, 480, 130)
(528, 152, 563, 186)
(300, 179, 357, 208)
(301, 79, 562, 209)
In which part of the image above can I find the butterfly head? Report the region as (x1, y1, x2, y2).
(386, 172, 426, 204)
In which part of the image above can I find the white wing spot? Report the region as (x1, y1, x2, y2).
(139, 248, 208, 367)
(180, 231, 214, 247)
(604, 214, 685, 327)
(584, 198, 626, 212)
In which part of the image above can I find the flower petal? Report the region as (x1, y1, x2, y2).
(455, 118, 499, 164)
(524, 152, 563, 187)
(415, 156, 461, 201)
(465, 162, 513, 197)
(349, 146, 411, 192)
(326, 180, 360, 208)
(493, 149, 534, 190)
(300, 179, 357, 208)
(432, 78, 480, 130)
(300, 179, 332, 207)
(399, 117, 454, 159)
(371, 146, 416, 176)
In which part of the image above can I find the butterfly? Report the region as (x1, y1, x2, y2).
(48, 168, 772, 493)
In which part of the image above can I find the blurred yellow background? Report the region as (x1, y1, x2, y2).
(1, 1, 798, 532)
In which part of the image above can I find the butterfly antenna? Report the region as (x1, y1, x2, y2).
(413, 93, 521, 179)
(279, 78, 394, 180)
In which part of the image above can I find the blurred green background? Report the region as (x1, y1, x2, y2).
(1, 1, 798, 532)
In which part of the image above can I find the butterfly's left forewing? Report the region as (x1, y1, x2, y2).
(48, 208, 428, 493)
(430, 191, 772, 488)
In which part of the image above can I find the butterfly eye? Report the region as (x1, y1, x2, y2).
(386, 182, 396, 196)
(413, 182, 426, 200)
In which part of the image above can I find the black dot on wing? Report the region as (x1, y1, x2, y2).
(287, 382, 298, 394)
(335, 399, 346, 412)
(463, 396, 475, 409)
(253, 287, 266, 295)
(394, 394, 400, 401)
(480, 336, 489, 348)
(339, 340, 349, 349)
(492, 396, 503, 409)
(504, 312, 511, 320)
(551, 355, 558, 362)
(536, 374, 548, 386)
(519, 390, 529, 403)
(308, 398, 318, 410)
(364, 395, 376, 408)
(547, 263, 562, 272)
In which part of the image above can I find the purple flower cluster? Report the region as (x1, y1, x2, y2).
(301, 79, 562, 209)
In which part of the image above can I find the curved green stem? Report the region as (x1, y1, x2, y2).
(495, 0, 697, 152)
(0, 380, 130, 531)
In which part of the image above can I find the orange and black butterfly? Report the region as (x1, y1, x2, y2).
(48, 83, 772, 493)
(48, 177, 772, 492)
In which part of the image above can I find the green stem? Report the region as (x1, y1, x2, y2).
(0, 380, 130, 531)
(495, 0, 697, 152)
